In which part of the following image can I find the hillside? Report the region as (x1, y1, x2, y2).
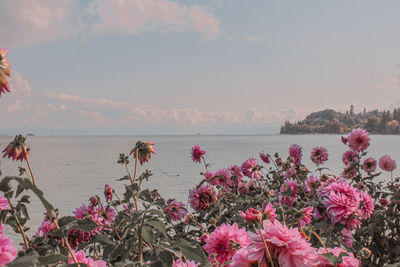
(280, 106, 400, 134)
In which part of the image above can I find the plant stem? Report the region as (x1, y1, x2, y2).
(132, 150, 138, 185)
(258, 228, 274, 267)
(53, 220, 79, 266)
(23, 146, 36, 185)
(6, 196, 29, 250)
(312, 231, 328, 252)
(124, 163, 133, 184)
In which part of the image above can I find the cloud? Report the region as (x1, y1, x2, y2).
(243, 34, 263, 44)
(0, 0, 220, 47)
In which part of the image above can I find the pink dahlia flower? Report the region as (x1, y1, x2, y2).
(164, 199, 186, 221)
(378, 198, 390, 207)
(189, 184, 217, 211)
(68, 250, 107, 267)
(259, 152, 270, 164)
(191, 145, 205, 163)
(379, 154, 396, 172)
(278, 178, 298, 206)
(0, 48, 11, 97)
(2, 135, 29, 162)
(285, 167, 296, 179)
(317, 179, 361, 228)
(289, 144, 302, 165)
(347, 128, 370, 152)
(36, 219, 57, 237)
(203, 223, 250, 266)
(358, 191, 374, 220)
(247, 219, 317, 267)
(104, 184, 113, 202)
(214, 168, 232, 187)
(263, 202, 277, 222)
(130, 141, 156, 165)
(0, 231, 17, 266)
(310, 146, 329, 165)
(298, 206, 313, 228)
(239, 208, 262, 224)
(362, 157, 377, 173)
(316, 247, 359, 267)
(305, 175, 320, 193)
(172, 259, 200, 267)
(229, 165, 243, 186)
(342, 150, 359, 166)
(241, 158, 262, 180)
(231, 248, 260, 267)
(341, 228, 353, 248)
(204, 170, 216, 185)
(0, 195, 9, 211)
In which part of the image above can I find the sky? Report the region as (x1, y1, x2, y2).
(1, 0, 400, 135)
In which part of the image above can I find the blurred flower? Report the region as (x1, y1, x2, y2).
(203, 223, 250, 266)
(247, 219, 317, 267)
(36, 219, 57, 238)
(189, 184, 217, 211)
(191, 145, 205, 163)
(263, 202, 277, 222)
(310, 146, 329, 165)
(278, 178, 298, 206)
(341, 136, 348, 145)
(259, 152, 270, 164)
(358, 191, 374, 220)
(231, 248, 259, 267)
(241, 158, 262, 180)
(362, 157, 377, 173)
(229, 165, 243, 186)
(172, 259, 200, 267)
(239, 208, 262, 224)
(164, 199, 186, 221)
(347, 128, 370, 152)
(289, 144, 302, 165)
(315, 247, 359, 267)
(0, 195, 9, 211)
(104, 184, 113, 202)
(2, 135, 29, 162)
(299, 206, 313, 227)
(342, 150, 359, 166)
(130, 141, 156, 165)
(305, 175, 320, 193)
(214, 168, 232, 187)
(341, 228, 353, 248)
(68, 250, 107, 267)
(0, 229, 17, 266)
(0, 48, 11, 97)
(379, 155, 396, 172)
(90, 196, 99, 207)
(378, 198, 390, 207)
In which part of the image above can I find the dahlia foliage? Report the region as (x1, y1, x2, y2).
(0, 130, 399, 266)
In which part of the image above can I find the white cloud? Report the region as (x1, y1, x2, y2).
(244, 34, 263, 44)
(0, 0, 220, 47)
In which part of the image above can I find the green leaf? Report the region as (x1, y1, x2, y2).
(75, 218, 99, 232)
(7, 251, 40, 267)
(39, 254, 68, 265)
(146, 219, 167, 237)
(116, 175, 131, 181)
(142, 225, 154, 243)
(174, 239, 208, 264)
(58, 216, 78, 227)
(91, 234, 116, 246)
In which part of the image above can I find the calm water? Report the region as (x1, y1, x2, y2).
(0, 134, 399, 242)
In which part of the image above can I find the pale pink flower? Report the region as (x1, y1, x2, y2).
(298, 206, 313, 227)
(68, 250, 107, 267)
(247, 219, 317, 267)
(231, 248, 260, 267)
(239, 208, 262, 224)
(379, 154, 397, 172)
(347, 128, 370, 152)
(315, 247, 359, 267)
(289, 144, 302, 165)
(0, 231, 17, 266)
(0, 195, 9, 211)
(164, 199, 186, 221)
(241, 158, 262, 180)
(341, 228, 353, 248)
(0, 48, 11, 97)
(203, 223, 250, 266)
(259, 152, 270, 164)
(172, 259, 200, 267)
(263, 202, 277, 222)
(310, 147, 329, 165)
(191, 145, 205, 163)
(104, 184, 113, 202)
(189, 184, 217, 211)
(358, 191, 374, 220)
(279, 178, 298, 206)
(363, 157, 377, 173)
(342, 150, 359, 166)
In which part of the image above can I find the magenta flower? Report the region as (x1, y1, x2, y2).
(214, 168, 232, 187)
(247, 219, 317, 267)
(0, 231, 17, 266)
(378, 198, 391, 207)
(189, 184, 217, 211)
(317, 179, 361, 228)
(104, 184, 113, 202)
(2, 135, 29, 162)
(0, 195, 9, 211)
(379, 154, 396, 172)
(310, 146, 329, 165)
(284, 167, 296, 179)
(316, 247, 359, 267)
(203, 223, 250, 266)
(341, 136, 348, 145)
(341, 228, 353, 248)
(239, 208, 262, 224)
(362, 157, 377, 173)
(0, 48, 11, 97)
(342, 150, 359, 166)
(259, 152, 270, 164)
(241, 157, 262, 180)
(278, 178, 298, 206)
(358, 191, 374, 220)
(347, 128, 370, 152)
(191, 145, 205, 163)
(289, 144, 302, 165)
(68, 250, 107, 267)
(298, 206, 313, 227)
(305, 175, 320, 193)
(172, 259, 200, 267)
(229, 165, 243, 186)
(36, 219, 57, 237)
(164, 199, 186, 221)
(231, 248, 258, 267)
(263, 202, 277, 222)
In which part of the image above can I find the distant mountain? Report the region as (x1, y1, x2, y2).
(280, 106, 400, 134)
